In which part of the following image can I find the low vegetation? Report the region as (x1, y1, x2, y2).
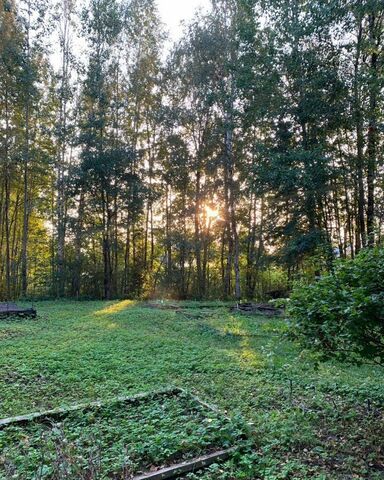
(289, 248, 384, 366)
(1, 390, 242, 479)
(0, 301, 383, 479)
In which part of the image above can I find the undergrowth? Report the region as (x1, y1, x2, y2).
(0, 301, 382, 479)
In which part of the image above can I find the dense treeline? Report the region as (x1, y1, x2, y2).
(0, 0, 383, 300)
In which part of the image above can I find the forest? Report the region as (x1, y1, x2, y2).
(0, 0, 383, 301)
(1, 1, 384, 478)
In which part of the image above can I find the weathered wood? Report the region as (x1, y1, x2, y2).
(0, 303, 36, 318)
(0, 387, 232, 430)
(0, 302, 18, 311)
(186, 391, 232, 422)
(185, 390, 250, 441)
(144, 303, 181, 310)
(132, 447, 237, 480)
(0, 387, 182, 429)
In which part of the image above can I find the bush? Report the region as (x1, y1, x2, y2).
(288, 248, 384, 366)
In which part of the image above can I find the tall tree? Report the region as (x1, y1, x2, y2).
(54, 0, 75, 296)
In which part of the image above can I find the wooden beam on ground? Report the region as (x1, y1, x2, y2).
(0, 303, 37, 318)
(0, 387, 182, 429)
(0, 387, 233, 430)
(133, 447, 237, 480)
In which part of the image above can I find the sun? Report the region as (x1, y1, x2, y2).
(205, 205, 220, 221)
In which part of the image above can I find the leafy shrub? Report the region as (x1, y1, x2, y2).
(288, 248, 384, 365)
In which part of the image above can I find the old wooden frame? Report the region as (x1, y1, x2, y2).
(0, 387, 242, 479)
(0, 387, 181, 428)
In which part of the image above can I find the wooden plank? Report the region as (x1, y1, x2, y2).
(183, 390, 232, 422)
(0, 387, 183, 429)
(145, 303, 226, 311)
(184, 389, 250, 441)
(0, 387, 232, 430)
(231, 303, 283, 317)
(0, 303, 19, 311)
(132, 447, 237, 480)
(0, 303, 37, 318)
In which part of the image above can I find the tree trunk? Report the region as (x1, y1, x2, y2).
(194, 170, 202, 298)
(366, 12, 379, 247)
(4, 87, 11, 300)
(354, 18, 366, 251)
(123, 214, 131, 296)
(56, 2, 72, 298)
(166, 184, 172, 288)
(226, 119, 241, 301)
(21, 102, 30, 297)
(72, 189, 85, 298)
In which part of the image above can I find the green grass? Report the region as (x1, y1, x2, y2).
(0, 300, 383, 479)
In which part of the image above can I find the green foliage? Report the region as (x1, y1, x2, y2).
(1, 393, 241, 478)
(288, 248, 384, 365)
(0, 301, 383, 478)
(2, 0, 384, 301)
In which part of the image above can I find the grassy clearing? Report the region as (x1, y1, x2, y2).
(0, 301, 383, 479)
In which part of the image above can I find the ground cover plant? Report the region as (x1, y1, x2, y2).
(0, 301, 383, 479)
(0, 390, 242, 479)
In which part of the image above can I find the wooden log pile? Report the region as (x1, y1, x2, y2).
(0, 303, 36, 318)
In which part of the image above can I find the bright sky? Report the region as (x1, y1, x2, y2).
(157, 0, 210, 40)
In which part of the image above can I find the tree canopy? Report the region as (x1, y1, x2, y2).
(0, 0, 383, 300)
